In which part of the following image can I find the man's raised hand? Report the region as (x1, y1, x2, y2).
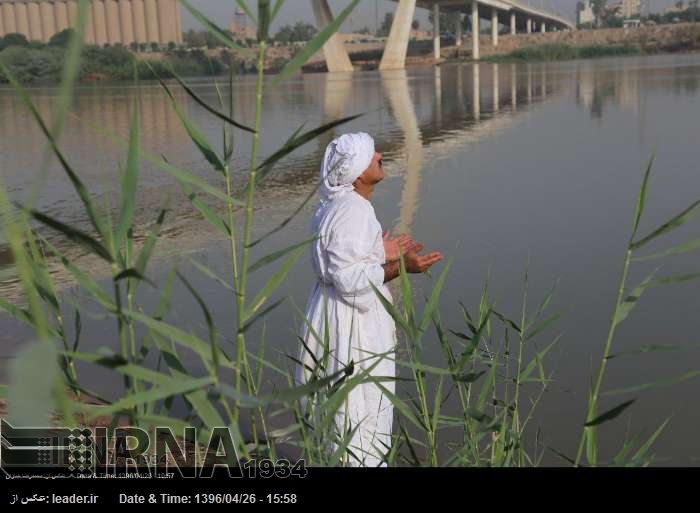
(404, 244, 443, 274)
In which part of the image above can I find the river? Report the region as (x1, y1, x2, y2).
(1, 53, 700, 465)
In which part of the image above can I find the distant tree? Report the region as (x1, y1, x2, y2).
(428, 12, 453, 33)
(130, 41, 139, 52)
(150, 42, 159, 52)
(591, 0, 607, 27)
(675, 0, 685, 9)
(138, 43, 147, 52)
(355, 26, 370, 35)
(292, 21, 317, 41)
(168, 41, 176, 51)
(0, 33, 30, 51)
(274, 24, 295, 44)
(376, 12, 393, 37)
(203, 31, 219, 49)
(274, 22, 316, 44)
(183, 29, 207, 48)
(411, 20, 420, 30)
(48, 28, 75, 48)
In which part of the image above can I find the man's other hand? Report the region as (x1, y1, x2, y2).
(383, 231, 417, 263)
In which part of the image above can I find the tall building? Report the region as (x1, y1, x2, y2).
(576, 0, 595, 25)
(228, 7, 255, 40)
(0, 0, 183, 45)
(621, 0, 641, 18)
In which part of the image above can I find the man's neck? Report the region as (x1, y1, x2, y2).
(353, 183, 373, 201)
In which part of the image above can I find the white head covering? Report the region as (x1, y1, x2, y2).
(319, 132, 375, 202)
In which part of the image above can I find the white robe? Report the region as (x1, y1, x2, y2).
(297, 191, 396, 467)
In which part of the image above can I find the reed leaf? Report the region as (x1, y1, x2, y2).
(236, 0, 258, 24)
(631, 199, 700, 250)
(371, 281, 411, 335)
(240, 297, 286, 333)
(248, 236, 318, 273)
(629, 418, 670, 465)
(418, 258, 452, 337)
(188, 257, 235, 292)
(171, 74, 255, 133)
(630, 153, 654, 241)
(1, 65, 107, 242)
(271, 0, 361, 87)
(256, 115, 362, 185)
(115, 102, 139, 251)
(178, 181, 231, 236)
(247, 183, 320, 248)
(258, 0, 271, 42)
(176, 271, 218, 367)
(25, 209, 112, 262)
(81, 119, 228, 201)
(613, 271, 657, 326)
(157, 77, 227, 176)
(180, 0, 248, 52)
(127, 311, 221, 370)
(601, 370, 700, 396)
(0, 299, 34, 327)
(89, 377, 215, 418)
(245, 245, 306, 320)
(135, 209, 167, 276)
(633, 237, 700, 262)
(270, 0, 284, 22)
(651, 272, 700, 286)
(584, 399, 636, 427)
(41, 250, 115, 313)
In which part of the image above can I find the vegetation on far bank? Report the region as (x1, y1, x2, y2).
(478, 43, 644, 63)
(0, 29, 299, 84)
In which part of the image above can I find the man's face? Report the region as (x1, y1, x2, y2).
(357, 152, 384, 186)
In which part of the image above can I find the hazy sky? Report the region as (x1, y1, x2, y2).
(181, 1, 680, 34)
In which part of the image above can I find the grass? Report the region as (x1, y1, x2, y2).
(1, 1, 700, 468)
(481, 43, 643, 63)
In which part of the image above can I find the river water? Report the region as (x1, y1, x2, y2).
(1, 53, 700, 465)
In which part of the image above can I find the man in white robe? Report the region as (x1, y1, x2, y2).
(297, 132, 443, 467)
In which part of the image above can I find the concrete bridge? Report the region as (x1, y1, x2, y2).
(312, 0, 575, 71)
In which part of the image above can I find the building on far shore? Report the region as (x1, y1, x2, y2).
(620, 0, 641, 18)
(0, 0, 182, 45)
(228, 7, 256, 40)
(577, 0, 595, 25)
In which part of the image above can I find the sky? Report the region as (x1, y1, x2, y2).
(181, 1, 682, 34)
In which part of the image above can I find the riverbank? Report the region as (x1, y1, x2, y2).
(443, 21, 700, 63)
(477, 43, 644, 63)
(0, 44, 230, 84)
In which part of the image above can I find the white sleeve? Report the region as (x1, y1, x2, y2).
(324, 204, 384, 310)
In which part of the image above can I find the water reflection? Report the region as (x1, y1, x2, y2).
(0, 62, 572, 301)
(4, 57, 673, 303)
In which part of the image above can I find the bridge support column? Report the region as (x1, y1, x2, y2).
(526, 17, 531, 34)
(311, 0, 353, 72)
(472, 0, 479, 60)
(510, 12, 516, 34)
(455, 14, 462, 47)
(472, 63, 481, 120)
(541, 22, 546, 33)
(379, 0, 416, 70)
(493, 63, 499, 112)
(433, 2, 440, 61)
(491, 7, 498, 46)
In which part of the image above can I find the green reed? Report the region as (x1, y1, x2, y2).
(1, 1, 699, 467)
